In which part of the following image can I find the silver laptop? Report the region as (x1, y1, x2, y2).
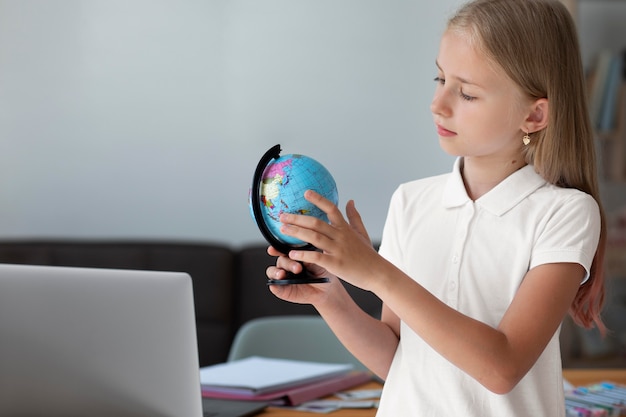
(0, 263, 203, 417)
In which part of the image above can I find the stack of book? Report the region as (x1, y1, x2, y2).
(199, 356, 372, 406)
(565, 381, 626, 416)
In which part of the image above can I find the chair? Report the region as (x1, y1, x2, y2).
(227, 315, 368, 372)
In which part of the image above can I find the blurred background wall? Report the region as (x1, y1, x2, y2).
(0, 0, 619, 246)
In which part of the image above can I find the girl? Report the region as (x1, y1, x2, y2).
(266, 0, 607, 415)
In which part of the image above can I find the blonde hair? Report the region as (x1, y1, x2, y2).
(448, 0, 607, 332)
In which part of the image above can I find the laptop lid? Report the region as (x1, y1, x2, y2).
(0, 263, 203, 417)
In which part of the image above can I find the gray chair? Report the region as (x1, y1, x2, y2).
(228, 315, 369, 372)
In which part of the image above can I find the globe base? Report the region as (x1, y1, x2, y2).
(266, 271, 330, 286)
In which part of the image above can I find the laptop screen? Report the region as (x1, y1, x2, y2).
(0, 263, 203, 417)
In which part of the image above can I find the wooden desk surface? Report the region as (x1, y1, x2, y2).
(257, 369, 626, 417)
(562, 368, 626, 386)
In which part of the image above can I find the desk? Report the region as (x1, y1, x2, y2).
(260, 381, 380, 417)
(563, 368, 626, 386)
(257, 369, 626, 417)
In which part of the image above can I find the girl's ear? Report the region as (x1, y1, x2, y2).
(523, 98, 549, 133)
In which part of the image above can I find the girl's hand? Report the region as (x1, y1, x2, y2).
(278, 190, 383, 292)
(265, 245, 340, 306)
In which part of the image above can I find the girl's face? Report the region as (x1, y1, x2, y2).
(431, 29, 529, 161)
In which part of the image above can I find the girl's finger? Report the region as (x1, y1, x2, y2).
(303, 190, 347, 226)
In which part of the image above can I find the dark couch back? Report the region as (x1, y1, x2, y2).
(0, 241, 236, 366)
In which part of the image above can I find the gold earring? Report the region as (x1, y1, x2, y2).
(523, 131, 531, 146)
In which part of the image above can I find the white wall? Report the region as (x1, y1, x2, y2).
(0, 0, 457, 246)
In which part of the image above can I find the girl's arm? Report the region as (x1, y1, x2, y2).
(369, 259, 581, 393)
(314, 278, 401, 380)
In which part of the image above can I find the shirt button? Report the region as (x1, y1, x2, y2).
(450, 281, 457, 291)
(452, 254, 459, 263)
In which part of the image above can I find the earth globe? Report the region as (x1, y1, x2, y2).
(250, 144, 339, 285)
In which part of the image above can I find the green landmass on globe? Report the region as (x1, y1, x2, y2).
(253, 153, 338, 247)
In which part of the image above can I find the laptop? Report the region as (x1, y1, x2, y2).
(0, 263, 205, 417)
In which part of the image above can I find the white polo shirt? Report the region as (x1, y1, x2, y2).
(376, 158, 601, 417)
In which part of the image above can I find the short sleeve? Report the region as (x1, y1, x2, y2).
(530, 192, 601, 284)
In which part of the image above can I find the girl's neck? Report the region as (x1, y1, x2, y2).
(460, 156, 527, 200)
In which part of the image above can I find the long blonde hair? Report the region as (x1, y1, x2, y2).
(448, 0, 607, 331)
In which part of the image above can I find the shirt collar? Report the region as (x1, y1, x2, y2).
(442, 157, 547, 216)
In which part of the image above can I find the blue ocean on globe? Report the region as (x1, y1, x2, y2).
(250, 153, 338, 247)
